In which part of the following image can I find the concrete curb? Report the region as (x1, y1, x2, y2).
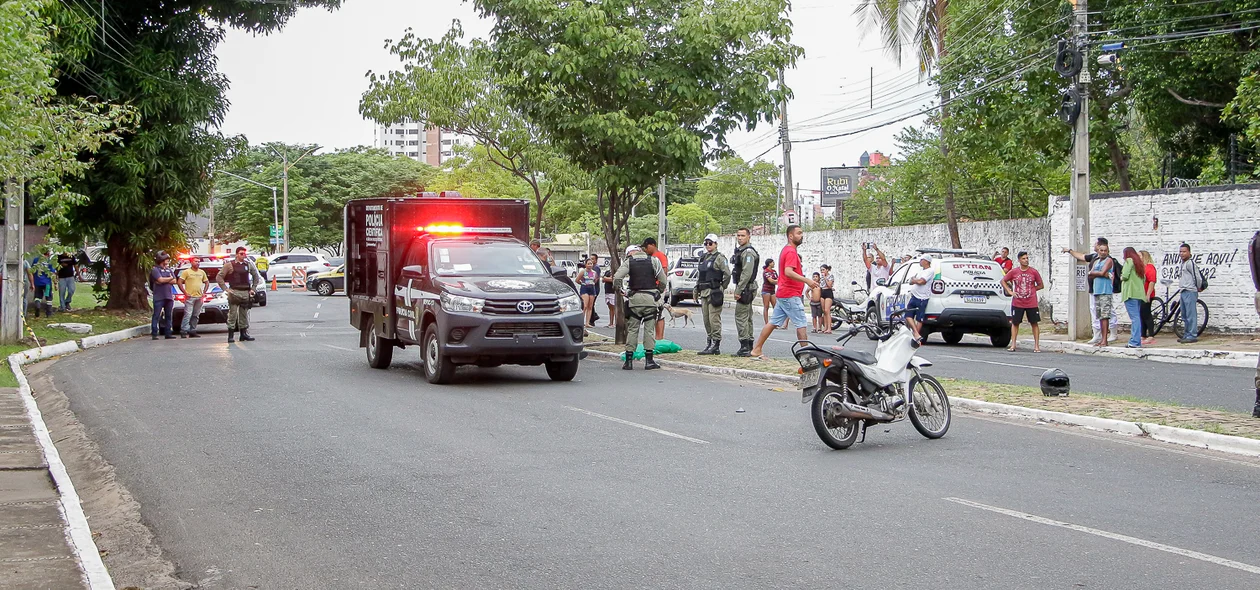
(584, 349, 1260, 458)
(959, 333, 1259, 368)
(7, 324, 145, 590)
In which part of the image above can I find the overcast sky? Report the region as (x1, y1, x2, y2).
(215, 0, 931, 195)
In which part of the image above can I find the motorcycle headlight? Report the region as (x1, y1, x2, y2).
(558, 294, 582, 313)
(440, 292, 485, 313)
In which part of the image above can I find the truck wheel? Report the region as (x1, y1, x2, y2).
(941, 329, 964, 345)
(365, 319, 394, 369)
(422, 323, 457, 384)
(316, 281, 334, 296)
(545, 358, 580, 382)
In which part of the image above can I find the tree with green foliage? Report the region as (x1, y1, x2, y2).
(666, 204, 721, 244)
(215, 145, 434, 255)
(692, 157, 780, 233)
(0, 0, 131, 210)
(360, 22, 584, 240)
(473, 0, 799, 273)
(49, 0, 340, 309)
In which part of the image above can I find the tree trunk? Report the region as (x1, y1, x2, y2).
(598, 186, 629, 346)
(105, 234, 151, 311)
(1107, 137, 1131, 192)
(939, 90, 962, 249)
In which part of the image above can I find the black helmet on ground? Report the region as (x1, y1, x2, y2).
(1040, 368, 1070, 397)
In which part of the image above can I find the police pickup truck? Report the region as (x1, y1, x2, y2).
(345, 195, 585, 384)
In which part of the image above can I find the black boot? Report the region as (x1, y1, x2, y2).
(188, 331, 200, 338)
(734, 339, 753, 357)
(644, 351, 660, 370)
(700, 339, 720, 355)
(228, 329, 236, 343)
(622, 354, 634, 370)
(698, 338, 715, 355)
(239, 329, 255, 342)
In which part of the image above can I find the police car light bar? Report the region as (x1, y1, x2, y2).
(418, 191, 463, 198)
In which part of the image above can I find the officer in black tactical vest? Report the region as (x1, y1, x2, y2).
(696, 233, 731, 355)
(216, 246, 262, 342)
(614, 245, 668, 370)
(730, 227, 760, 356)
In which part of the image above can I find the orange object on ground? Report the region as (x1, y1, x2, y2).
(271, 276, 278, 291)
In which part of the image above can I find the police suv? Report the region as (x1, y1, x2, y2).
(865, 248, 1014, 347)
(345, 195, 585, 384)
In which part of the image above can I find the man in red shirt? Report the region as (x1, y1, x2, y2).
(994, 247, 1014, 273)
(1001, 251, 1044, 352)
(642, 238, 670, 340)
(750, 225, 818, 360)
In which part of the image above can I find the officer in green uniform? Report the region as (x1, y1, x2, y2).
(696, 233, 731, 355)
(730, 228, 760, 357)
(614, 245, 668, 370)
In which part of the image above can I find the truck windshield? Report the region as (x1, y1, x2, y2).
(431, 241, 546, 277)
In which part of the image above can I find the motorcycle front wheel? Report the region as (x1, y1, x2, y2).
(908, 374, 951, 439)
(811, 385, 861, 450)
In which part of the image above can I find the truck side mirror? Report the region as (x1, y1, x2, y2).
(552, 268, 570, 281)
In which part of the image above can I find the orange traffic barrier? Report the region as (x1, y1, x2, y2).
(271, 275, 278, 291)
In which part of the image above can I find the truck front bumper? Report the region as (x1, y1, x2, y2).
(438, 311, 586, 365)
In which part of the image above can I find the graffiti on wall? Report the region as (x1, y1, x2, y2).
(1159, 249, 1242, 282)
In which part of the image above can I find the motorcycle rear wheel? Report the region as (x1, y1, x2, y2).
(908, 374, 951, 439)
(811, 385, 861, 450)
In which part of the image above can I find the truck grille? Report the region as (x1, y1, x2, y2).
(486, 322, 564, 338)
(482, 299, 560, 315)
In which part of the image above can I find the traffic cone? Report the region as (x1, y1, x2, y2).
(271, 275, 278, 291)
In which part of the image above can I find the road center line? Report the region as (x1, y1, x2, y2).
(562, 406, 710, 445)
(945, 497, 1260, 575)
(313, 312, 319, 319)
(317, 304, 322, 309)
(938, 354, 1051, 371)
(322, 344, 356, 352)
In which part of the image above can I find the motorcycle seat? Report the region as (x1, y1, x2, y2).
(834, 348, 877, 366)
(837, 298, 859, 305)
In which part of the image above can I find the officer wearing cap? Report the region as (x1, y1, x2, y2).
(614, 244, 667, 370)
(696, 233, 731, 355)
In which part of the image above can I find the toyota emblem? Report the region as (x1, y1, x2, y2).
(516, 300, 535, 314)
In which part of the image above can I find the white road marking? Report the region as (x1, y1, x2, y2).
(939, 354, 1051, 371)
(562, 406, 710, 445)
(322, 344, 356, 352)
(306, 323, 314, 329)
(316, 304, 322, 309)
(313, 312, 319, 319)
(300, 333, 306, 338)
(945, 497, 1260, 575)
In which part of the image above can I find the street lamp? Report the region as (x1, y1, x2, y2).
(215, 169, 280, 253)
(267, 144, 321, 253)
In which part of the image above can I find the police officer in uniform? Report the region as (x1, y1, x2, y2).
(216, 246, 262, 342)
(730, 227, 760, 357)
(614, 245, 667, 370)
(696, 233, 731, 355)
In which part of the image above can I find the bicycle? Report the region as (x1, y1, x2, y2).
(1151, 279, 1209, 338)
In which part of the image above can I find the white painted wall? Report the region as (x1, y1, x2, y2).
(715, 183, 1260, 332)
(1045, 184, 1260, 332)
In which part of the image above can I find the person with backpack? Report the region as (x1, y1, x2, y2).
(1178, 243, 1205, 344)
(1064, 237, 1121, 346)
(28, 249, 57, 318)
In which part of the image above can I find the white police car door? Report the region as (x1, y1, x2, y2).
(881, 264, 912, 321)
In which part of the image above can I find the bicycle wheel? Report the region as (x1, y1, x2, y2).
(1153, 297, 1173, 336)
(1173, 299, 1209, 339)
(1149, 297, 1166, 336)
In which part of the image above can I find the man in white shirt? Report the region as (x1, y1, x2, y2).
(862, 242, 891, 289)
(905, 255, 935, 343)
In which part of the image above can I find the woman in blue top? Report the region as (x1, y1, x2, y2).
(578, 257, 599, 328)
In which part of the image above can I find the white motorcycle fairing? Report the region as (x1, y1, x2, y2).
(850, 325, 919, 388)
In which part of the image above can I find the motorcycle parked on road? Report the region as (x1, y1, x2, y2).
(794, 310, 951, 450)
(830, 280, 869, 331)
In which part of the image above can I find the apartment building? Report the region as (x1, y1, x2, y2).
(372, 121, 474, 166)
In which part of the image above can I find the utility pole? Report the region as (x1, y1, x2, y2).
(1067, 0, 1092, 341)
(3, 180, 24, 344)
(778, 69, 795, 223)
(657, 177, 667, 248)
(268, 145, 320, 253)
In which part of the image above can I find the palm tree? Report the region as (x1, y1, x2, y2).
(855, 0, 962, 248)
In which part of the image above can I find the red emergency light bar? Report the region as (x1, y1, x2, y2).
(416, 223, 513, 235)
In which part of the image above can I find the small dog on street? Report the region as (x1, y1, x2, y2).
(662, 304, 694, 328)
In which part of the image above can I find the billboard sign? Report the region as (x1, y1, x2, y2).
(820, 167, 862, 204)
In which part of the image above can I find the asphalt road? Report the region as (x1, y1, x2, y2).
(596, 302, 1260, 413)
(47, 289, 1260, 589)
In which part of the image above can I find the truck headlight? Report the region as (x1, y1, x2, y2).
(558, 294, 582, 313)
(440, 292, 485, 313)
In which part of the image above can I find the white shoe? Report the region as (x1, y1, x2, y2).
(1087, 336, 1101, 345)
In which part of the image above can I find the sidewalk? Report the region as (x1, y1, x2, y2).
(963, 330, 1260, 368)
(0, 386, 88, 588)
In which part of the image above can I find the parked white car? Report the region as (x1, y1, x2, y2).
(667, 256, 700, 306)
(266, 252, 335, 282)
(864, 249, 1013, 347)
